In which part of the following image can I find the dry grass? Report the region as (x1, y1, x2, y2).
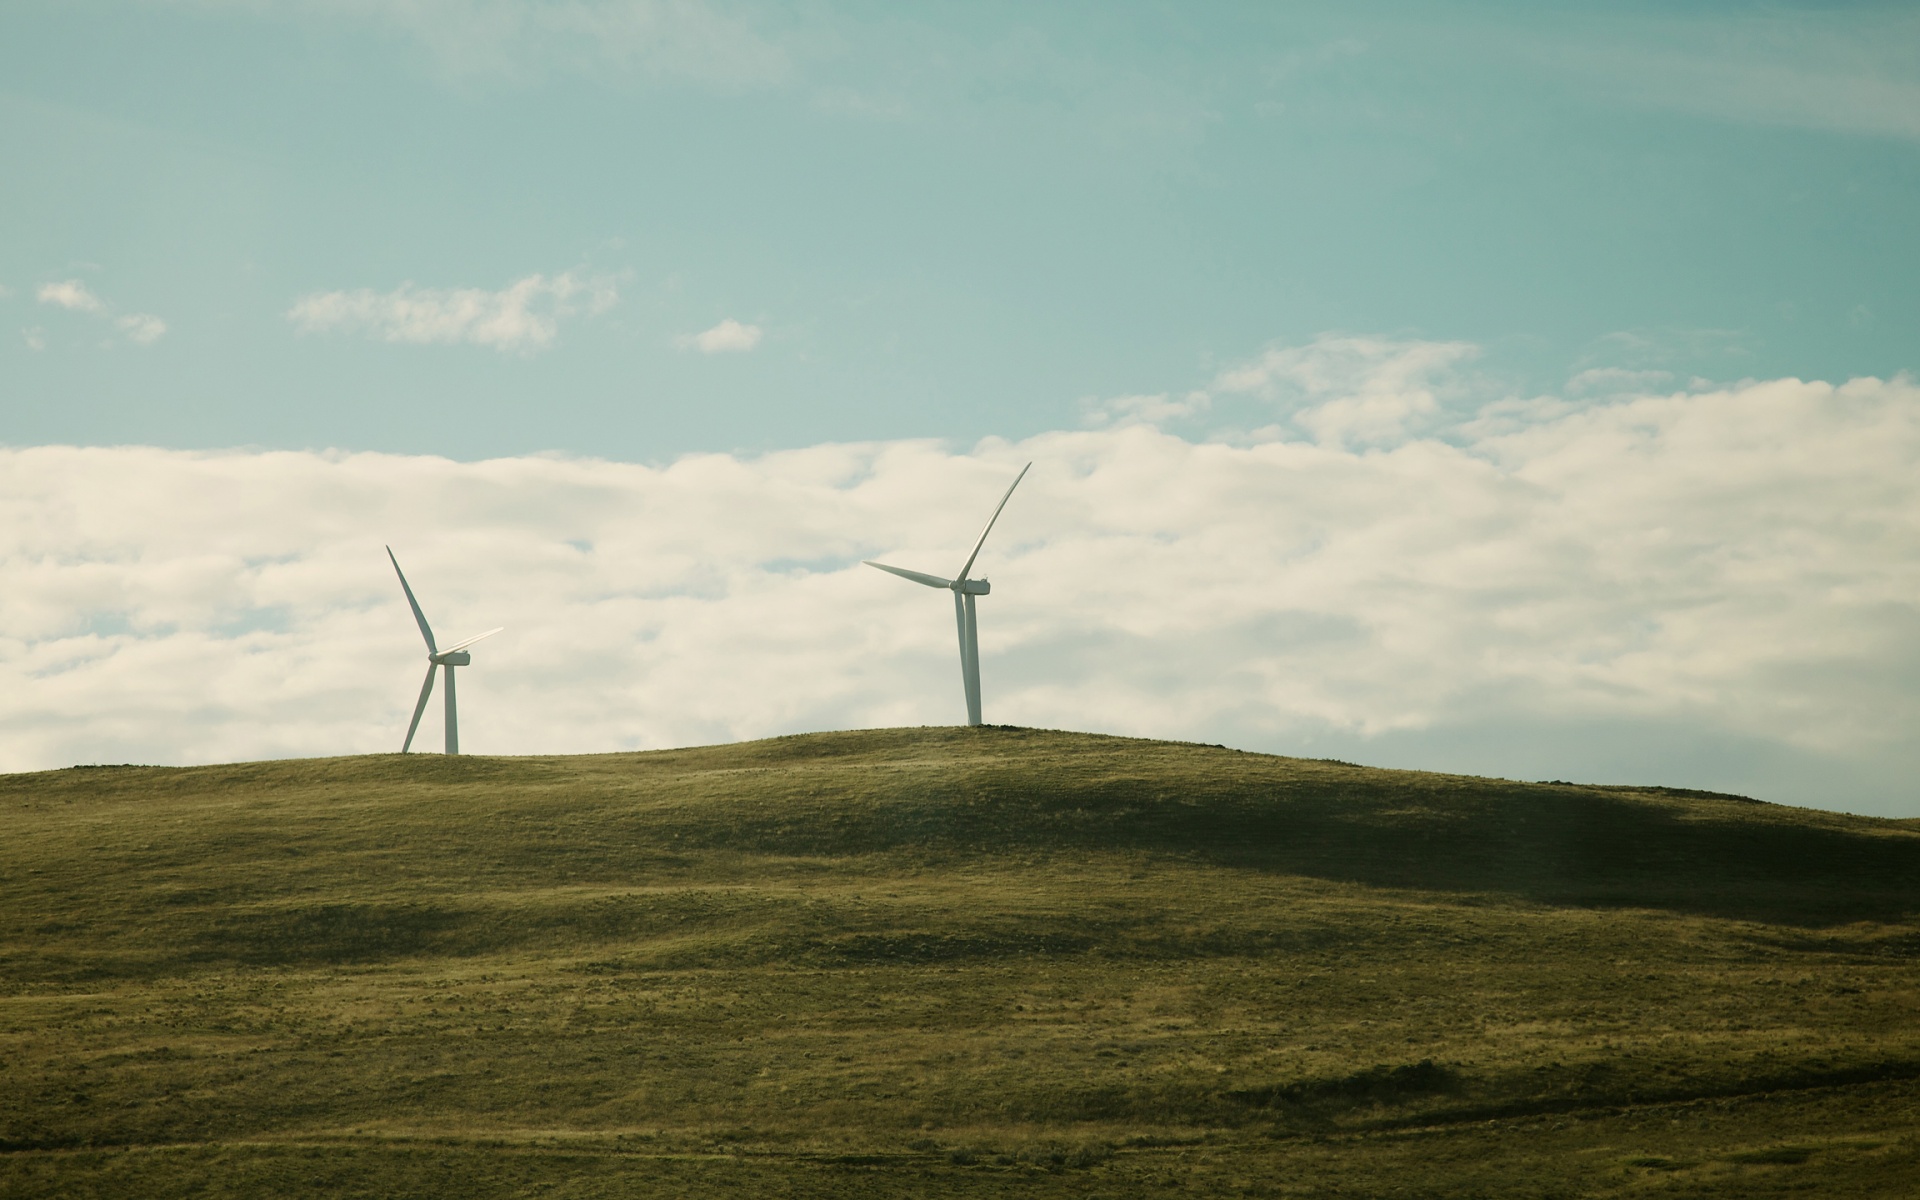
(3, 726, 1917, 1196)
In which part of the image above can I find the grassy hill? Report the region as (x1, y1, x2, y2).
(3, 726, 1917, 1198)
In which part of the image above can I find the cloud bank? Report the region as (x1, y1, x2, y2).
(3, 349, 1916, 814)
(287, 270, 618, 351)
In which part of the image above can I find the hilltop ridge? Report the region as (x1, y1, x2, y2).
(4, 727, 1917, 1198)
(10, 726, 1912, 926)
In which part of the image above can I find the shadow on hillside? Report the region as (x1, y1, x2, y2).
(1161, 781, 1920, 927)
(671, 733, 1920, 928)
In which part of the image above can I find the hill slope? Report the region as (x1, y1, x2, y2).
(3, 727, 1917, 1198)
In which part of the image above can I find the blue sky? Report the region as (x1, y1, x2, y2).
(3, 2, 1919, 815)
(5, 1, 1916, 460)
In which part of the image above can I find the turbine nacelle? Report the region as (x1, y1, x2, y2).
(957, 579, 990, 596)
(431, 650, 472, 667)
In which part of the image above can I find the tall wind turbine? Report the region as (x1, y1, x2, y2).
(387, 546, 502, 755)
(865, 462, 1031, 727)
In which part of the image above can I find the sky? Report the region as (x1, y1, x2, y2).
(2, 1, 1917, 815)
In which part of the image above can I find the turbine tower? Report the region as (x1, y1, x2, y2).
(865, 462, 1030, 727)
(387, 546, 502, 754)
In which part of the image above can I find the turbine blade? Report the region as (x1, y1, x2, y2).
(864, 561, 953, 589)
(386, 546, 438, 654)
(441, 626, 504, 655)
(955, 462, 1031, 582)
(402, 663, 436, 753)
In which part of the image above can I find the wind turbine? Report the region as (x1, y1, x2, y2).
(865, 462, 1031, 727)
(387, 546, 502, 755)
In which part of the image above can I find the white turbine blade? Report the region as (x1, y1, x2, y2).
(386, 546, 438, 654)
(402, 663, 436, 753)
(864, 561, 953, 589)
(441, 627, 504, 655)
(954, 462, 1031, 582)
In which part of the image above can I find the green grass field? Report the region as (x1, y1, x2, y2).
(3, 726, 1917, 1197)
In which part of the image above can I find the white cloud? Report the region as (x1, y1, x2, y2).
(116, 314, 168, 346)
(287, 270, 618, 352)
(21, 327, 46, 351)
(33, 279, 166, 346)
(1086, 335, 1477, 445)
(3, 354, 1917, 815)
(678, 317, 762, 354)
(1084, 391, 1210, 428)
(1214, 334, 1478, 447)
(37, 280, 108, 314)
